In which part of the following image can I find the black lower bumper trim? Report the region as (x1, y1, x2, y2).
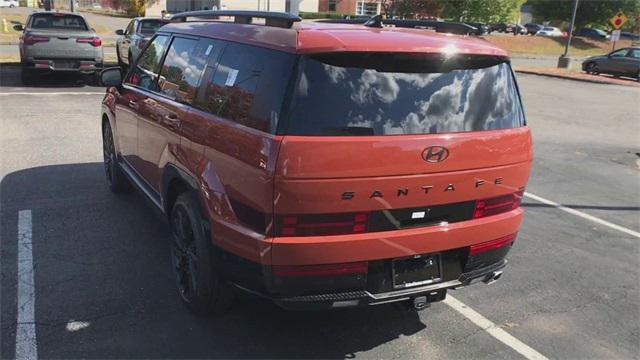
(459, 259, 507, 285)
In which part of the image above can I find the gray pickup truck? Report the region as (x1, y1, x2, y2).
(15, 11, 103, 83)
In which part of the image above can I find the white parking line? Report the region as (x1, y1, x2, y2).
(444, 295, 549, 360)
(0, 92, 104, 96)
(16, 210, 37, 360)
(524, 192, 640, 239)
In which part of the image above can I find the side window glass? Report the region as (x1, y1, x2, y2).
(125, 35, 169, 92)
(627, 49, 640, 59)
(610, 49, 627, 58)
(201, 43, 295, 133)
(125, 20, 135, 35)
(157, 37, 209, 104)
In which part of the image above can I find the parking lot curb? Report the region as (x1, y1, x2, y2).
(514, 69, 639, 87)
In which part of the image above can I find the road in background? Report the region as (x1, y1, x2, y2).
(0, 66, 638, 359)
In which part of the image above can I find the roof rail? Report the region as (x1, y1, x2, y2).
(319, 15, 476, 35)
(170, 10, 302, 29)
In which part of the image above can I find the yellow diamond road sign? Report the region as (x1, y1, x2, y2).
(609, 11, 628, 29)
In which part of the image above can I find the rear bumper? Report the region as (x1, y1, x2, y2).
(270, 208, 523, 265)
(211, 206, 523, 310)
(22, 59, 103, 73)
(238, 259, 508, 310)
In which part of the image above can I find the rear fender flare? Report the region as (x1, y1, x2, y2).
(162, 164, 199, 214)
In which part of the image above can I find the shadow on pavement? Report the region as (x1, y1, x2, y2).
(0, 63, 101, 88)
(0, 163, 426, 359)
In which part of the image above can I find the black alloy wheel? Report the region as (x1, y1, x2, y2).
(102, 123, 130, 192)
(169, 192, 234, 315)
(171, 204, 199, 304)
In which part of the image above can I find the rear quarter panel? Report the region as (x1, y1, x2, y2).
(182, 108, 282, 264)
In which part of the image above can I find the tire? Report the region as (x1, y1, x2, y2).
(84, 72, 99, 86)
(170, 192, 234, 316)
(116, 46, 125, 70)
(102, 122, 131, 193)
(20, 66, 35, 85)
(585, 62, 598, 75)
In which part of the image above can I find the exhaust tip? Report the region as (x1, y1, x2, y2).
(483, 271, 503, 285)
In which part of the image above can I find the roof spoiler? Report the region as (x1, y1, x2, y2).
(319, 15, 476, 35)
(170, 10, 302, 29)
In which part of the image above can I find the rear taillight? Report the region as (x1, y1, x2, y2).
(273, 261, 368, 277)
(469, 233, 517, 256)
(76, 37, 102, 47)
(473, 190, 524, 219)
(23, 35, 50, 45)
(276, 212, 369, 237)
(138, 39, 148, 49)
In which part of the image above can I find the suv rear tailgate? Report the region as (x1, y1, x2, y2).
(23, 30, 99, 59)
(275, 127, 531, 213)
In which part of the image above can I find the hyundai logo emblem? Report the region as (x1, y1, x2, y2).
(422, 146, 450, 163)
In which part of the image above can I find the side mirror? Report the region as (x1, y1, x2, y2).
(100, 67, 123, 87)
(13, 24, 24, 31)
(115, 29, 124, 35)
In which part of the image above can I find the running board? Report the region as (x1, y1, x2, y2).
(118, 157, 164, 212)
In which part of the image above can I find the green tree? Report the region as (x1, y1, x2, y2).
(109, 0, 145, 16)
(527, 0, 639, 29)
(442, 0, 526, 23)
(381, 0, 447, 18)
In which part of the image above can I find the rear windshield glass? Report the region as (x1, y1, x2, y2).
(139, 20, 168, 36)
(283, 53, 525, 136)
(30, 14, 88, 31)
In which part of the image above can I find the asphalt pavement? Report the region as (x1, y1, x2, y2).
(0, 64, 639, 359)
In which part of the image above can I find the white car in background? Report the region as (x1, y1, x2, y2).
(536, 26, 564, 37)
(0, 0, 18, 8)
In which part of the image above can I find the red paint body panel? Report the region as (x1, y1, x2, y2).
(271, 209, 524, 265)
(160, 21, 508, 57)
(276, 127, 531, 179)
(185, 106, 282, 264)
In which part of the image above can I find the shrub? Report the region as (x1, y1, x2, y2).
(299, 12, 351, 20)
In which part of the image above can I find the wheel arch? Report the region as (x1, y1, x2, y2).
(162, 164, 200, 218)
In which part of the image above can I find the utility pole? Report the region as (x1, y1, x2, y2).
(289, 0, 299, 15)
(558, 0, 579, 68)
(70, 0, 75, 12)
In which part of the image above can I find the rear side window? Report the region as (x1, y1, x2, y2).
(30, 14, 88, 31)
(125, 35, 170, 92)
(200, 43, 295, 133)
(139, 20, 168, 36)
(283, 53, 525, 136)
(157, 37, 209, 104)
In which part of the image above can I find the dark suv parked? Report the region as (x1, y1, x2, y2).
(100, 10, 532, 315)
(577, 28, 608, 39)
(524, 23, 543, 35)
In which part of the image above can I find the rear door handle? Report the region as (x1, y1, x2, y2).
(128, 100, 138, 109)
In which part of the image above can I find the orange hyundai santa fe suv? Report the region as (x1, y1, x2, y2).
(100, 11, 532, 314)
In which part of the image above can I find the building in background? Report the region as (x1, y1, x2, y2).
(147, 0, 320, 15)
(319, 0, 381, 16)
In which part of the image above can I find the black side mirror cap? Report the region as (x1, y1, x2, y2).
(100, 67, 123, 87)
(13, 24, 24, 31)
(115, 29, 124, 35)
